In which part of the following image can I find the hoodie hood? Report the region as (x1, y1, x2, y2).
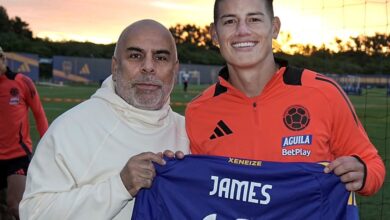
(91, 75, 172, 128)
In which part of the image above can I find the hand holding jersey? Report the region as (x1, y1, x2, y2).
(162, 149, 186, 159)
(120, 151, 185, 197)
(120, 152, 166, 197)
(325, 156, 365, 192)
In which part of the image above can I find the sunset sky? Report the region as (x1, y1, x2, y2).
(1, 0, 389, 46)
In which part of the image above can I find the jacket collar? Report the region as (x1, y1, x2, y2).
(3, 67, 18, 80)
(214, 58, 288, 97)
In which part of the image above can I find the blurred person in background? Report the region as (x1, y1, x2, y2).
(182, 70, 190, 93)
(0, 46, 48, 219)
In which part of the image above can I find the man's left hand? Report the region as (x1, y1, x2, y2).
(324, 156, 365, 192)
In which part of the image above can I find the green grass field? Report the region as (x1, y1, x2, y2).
(28, 84, 389, 220)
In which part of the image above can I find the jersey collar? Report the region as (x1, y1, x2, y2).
(214, 58, 288, 98)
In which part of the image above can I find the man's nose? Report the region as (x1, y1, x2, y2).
(141, 54, 155, 73)
(236, 21, 251, 36)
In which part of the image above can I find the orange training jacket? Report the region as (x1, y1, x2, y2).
(0, 67, 48, 159)
(186, 62, 385, 196)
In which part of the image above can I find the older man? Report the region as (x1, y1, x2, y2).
(19, 20, 189, 220)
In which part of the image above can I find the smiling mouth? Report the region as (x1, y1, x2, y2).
(232, 41, 257, 48)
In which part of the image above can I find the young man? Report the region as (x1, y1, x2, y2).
(185, 0, 385, 196)
(19, 20, 189, 219)
(0, 46, 48, 219)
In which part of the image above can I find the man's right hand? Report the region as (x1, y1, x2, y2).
(120, 152, 166, 197)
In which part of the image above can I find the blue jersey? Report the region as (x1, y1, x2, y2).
(132, 155, 359, 220)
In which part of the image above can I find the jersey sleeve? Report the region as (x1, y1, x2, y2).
(20, 75, 48, 137)
(19, 120, 133, 220)
(326, 79, 385, 196)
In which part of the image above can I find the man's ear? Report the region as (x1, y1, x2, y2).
(272, 16, 281, 39)
(210, 23, 219, 47)
(111, 56, 118, 81)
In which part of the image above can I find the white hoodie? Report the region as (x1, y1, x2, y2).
(20, 76, 190, 220)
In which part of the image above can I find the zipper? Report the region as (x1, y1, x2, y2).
(253, 101, 259, 126)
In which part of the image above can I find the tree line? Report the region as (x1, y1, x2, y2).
(0, 6, 389, 75)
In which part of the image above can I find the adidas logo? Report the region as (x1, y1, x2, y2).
(210, 120, 233, 140)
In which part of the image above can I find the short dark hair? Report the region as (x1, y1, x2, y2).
(213, 0, 274, 23)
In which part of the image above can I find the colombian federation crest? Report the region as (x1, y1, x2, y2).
(9, 87, 20, 105)
(283, 105, 310, 131)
